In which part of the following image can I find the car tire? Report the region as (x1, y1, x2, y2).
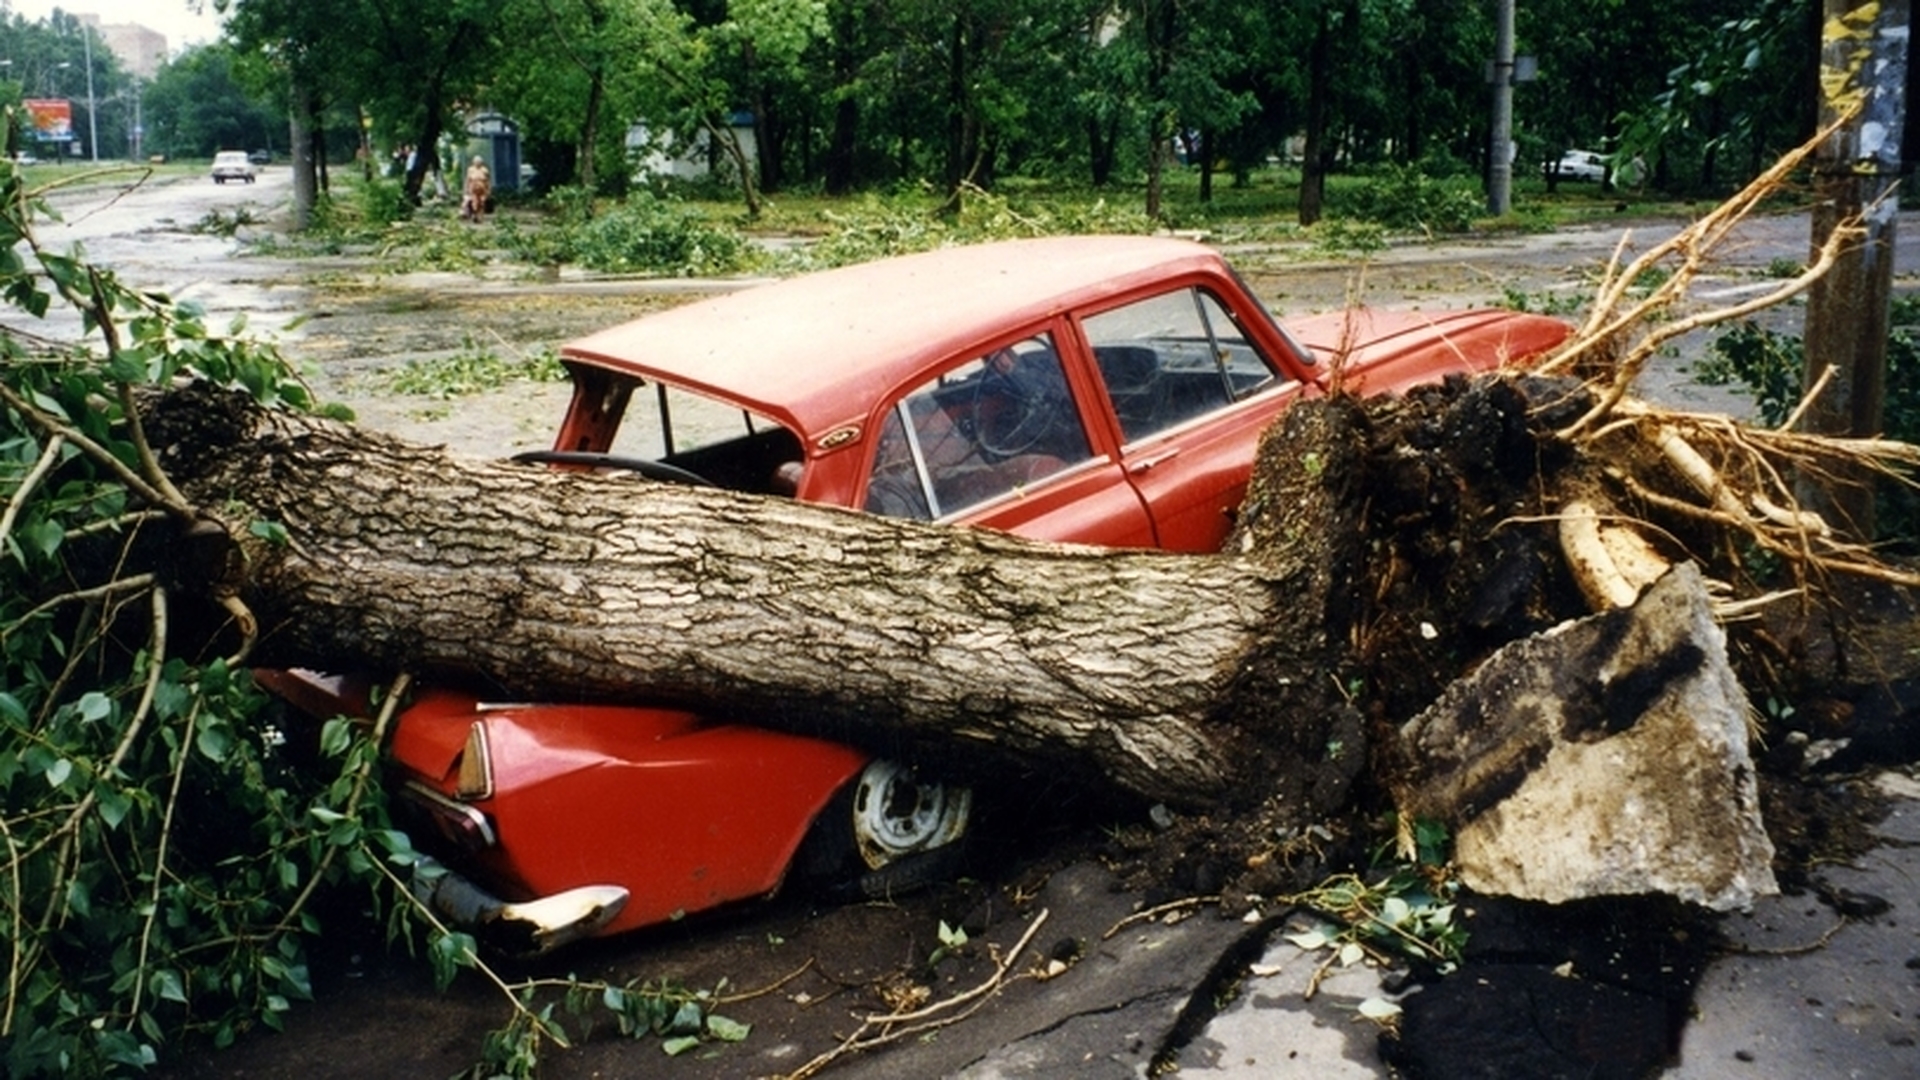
(793, 759, 971, 901)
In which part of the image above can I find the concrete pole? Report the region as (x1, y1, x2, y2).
(1488, 0, 1515, 216)
(80, 23, 96, 164)
(1801, 0, 1908, 537)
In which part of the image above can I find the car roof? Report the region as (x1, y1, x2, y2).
(559, 235, 1231, 436)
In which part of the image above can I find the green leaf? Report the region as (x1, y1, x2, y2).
(96, 786, 132, 828)
(150, 968, 188, 1004)
(1379, 896, 1411, 928)
(20, 518, 62, 558)
(705, 1014, 751, 1042)
(249, 519, 291, 546)
(95, 1029, 158, 1068)
(661, 1035, 702, 1056)
(319, 717, 353, 758)
(1357, 996, 1402, 1020)
(44, 757, 72, 788)
(1285, 929, 1331, 951)
(76, 690, 113, 722)
(666, 999, 704, 1036)
(195, 723, 234, 763)
(66, 877, 92, 918)
(105, 349, 150, 383)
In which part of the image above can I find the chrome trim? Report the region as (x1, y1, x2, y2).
(401, 780, 498, 848)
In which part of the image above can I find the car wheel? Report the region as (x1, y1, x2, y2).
(794, 759, 971, 900)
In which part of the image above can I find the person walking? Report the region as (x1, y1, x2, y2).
(461, 157, 493, 222)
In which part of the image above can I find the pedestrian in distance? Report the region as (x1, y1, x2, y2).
(461, 157, 493, 223)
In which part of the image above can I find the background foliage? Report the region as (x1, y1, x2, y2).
(0, 2, 1832, 216)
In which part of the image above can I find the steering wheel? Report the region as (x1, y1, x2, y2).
(510, 450, 714, 487)
(970, 359, 1055, 458)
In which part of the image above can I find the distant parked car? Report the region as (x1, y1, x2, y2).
(247, 149, 272, 165)
(11, 152, 37, 166)
(1544, 149, 1608, 182)
(210, 150, 256, 184)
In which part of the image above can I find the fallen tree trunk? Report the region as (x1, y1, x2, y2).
(144, 383, 1366, 809)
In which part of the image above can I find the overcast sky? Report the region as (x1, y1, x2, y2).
(8, 1, 227, 56)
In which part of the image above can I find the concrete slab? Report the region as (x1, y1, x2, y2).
(1173, 913, 1394, 1078)
(836, 861, 1261, 1079)
(1665, 782, 1920, 1079)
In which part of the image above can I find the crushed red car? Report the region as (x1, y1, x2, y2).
(262, 236, 1571, 953)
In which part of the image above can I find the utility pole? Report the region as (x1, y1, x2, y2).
(1801, 0, 1908, 537)
(1488, 0, 1515, 215)
(80, 22, 96, 163)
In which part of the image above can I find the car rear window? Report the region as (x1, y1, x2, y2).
(604, 379, 803, 495)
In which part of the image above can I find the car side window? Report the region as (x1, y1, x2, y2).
(864, 334, 1091, 521)
(1083, 287, 1281, 444)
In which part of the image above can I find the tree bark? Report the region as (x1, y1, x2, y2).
(144, 386, 1354, 809)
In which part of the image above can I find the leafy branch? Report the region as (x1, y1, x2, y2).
(0, 161, 420, 1076)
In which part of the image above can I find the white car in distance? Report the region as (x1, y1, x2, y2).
(211, 151, 257, 185)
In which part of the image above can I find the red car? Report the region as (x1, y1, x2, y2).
(264, 236, 1569, 953)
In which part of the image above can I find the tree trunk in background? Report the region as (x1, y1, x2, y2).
(944, 13, 970, 192)
(826, 94, 858, 195)
(1298, 3, 1332, 225)
(404, 109, 445, 204)
(578, 72, 603, 193)
(1088, 113, 1117, 186)
(1199, 127, 1215, 203)
(825, 5, 860, 196)
(289, 80, 316, 230)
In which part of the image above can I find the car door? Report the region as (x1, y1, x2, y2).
(861, 326, 1158, 547)
(1074, 285, 1306, 552)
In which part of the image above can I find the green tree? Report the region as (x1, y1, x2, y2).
(486, 0, 655, 194)
(141, 45, 282, 160)
(226, 0, 505, 205)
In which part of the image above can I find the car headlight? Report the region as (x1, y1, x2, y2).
(454, 721, 494, 800)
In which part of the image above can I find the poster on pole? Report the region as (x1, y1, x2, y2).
(23, 99, 73, 142)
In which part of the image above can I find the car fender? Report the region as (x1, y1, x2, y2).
(390, 693, 870, 935)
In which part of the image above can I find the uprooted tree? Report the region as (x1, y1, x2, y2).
(5, 130, 1920, 1073)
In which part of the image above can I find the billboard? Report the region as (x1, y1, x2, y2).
(23, 99, 73, 142)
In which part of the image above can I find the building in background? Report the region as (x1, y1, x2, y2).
(78, 16, 168, 79)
